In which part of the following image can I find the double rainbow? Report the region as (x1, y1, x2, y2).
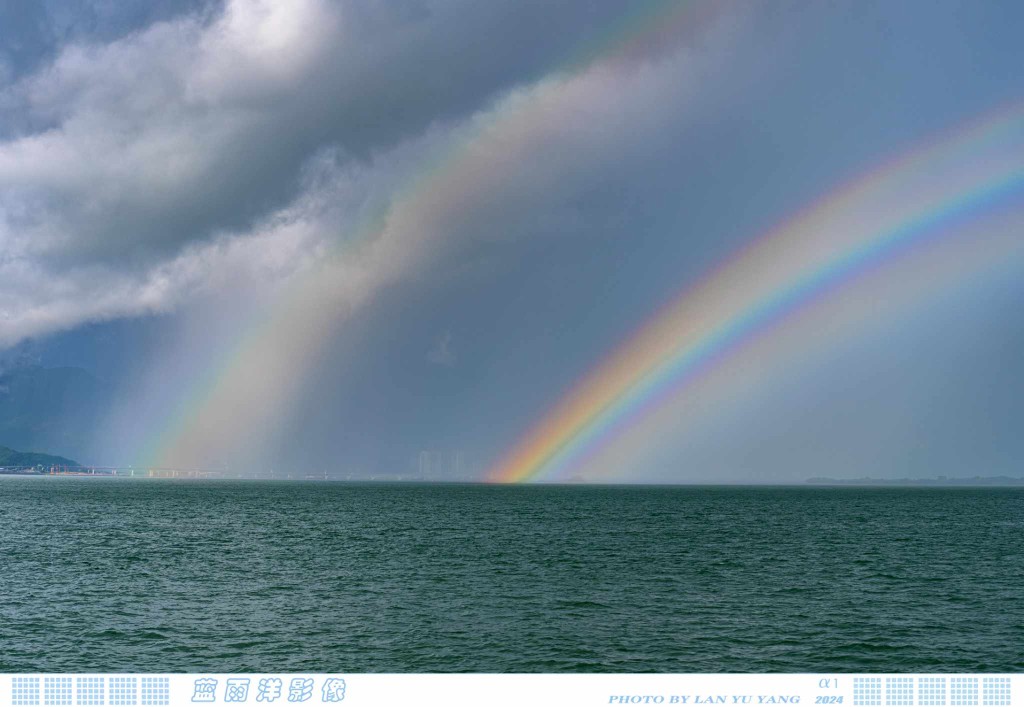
(145, 0, 718, 468)
(488, 103, 1024, 483)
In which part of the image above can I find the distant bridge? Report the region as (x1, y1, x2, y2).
(19, 466, 224, 478)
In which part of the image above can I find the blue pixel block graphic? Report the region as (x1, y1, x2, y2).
(885, 677, 913, 706)
(951, 677, 979, 706)
(982, 678, 1011, 707)
(76, 677, 105, 706)
(13, 677, 41, 706)
(918, 677, 947, 706)
(44, 677, 72, 706)
(140, 678, 169, 707)
(854, 677, 882, 707)
(108, 678, 137, 707)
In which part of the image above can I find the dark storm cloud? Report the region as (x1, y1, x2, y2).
(0, 0, 739, 347)
(6, 0, 1022, 482)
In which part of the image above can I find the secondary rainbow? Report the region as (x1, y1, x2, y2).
(143, 0, 718, 468)
(488, 102, 1024, 484)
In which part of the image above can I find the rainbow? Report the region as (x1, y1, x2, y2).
(143, 0, 718, 468)
(488, 102, 1024, 484)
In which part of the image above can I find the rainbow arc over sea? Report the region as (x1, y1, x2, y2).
(488, 102, 1024, 484)
(143, 0, 1024, 479)
(145, 0, 720, 468)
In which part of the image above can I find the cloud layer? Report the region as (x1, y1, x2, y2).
(9, 1, 1018, 479)
(2, 0, 737, 349)
(142, 5, 750, 468)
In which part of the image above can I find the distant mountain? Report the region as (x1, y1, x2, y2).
(0, 365, 112, 464)
(0, 445, 79, 468)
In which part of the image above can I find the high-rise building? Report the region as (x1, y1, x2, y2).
(417, 449, 466, 479)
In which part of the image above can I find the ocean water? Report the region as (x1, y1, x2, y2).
(0, 477, 1021, 673)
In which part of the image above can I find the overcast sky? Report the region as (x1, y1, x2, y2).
(2, 0, 1023, 481)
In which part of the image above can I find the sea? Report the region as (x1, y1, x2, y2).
(0, 477, 1021, 673)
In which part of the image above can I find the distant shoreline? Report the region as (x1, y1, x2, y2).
(3, 470, 1024, 487)
(806, 476, 1024, 487)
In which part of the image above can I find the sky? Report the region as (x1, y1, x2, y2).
(1, 0, 1023, 482)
